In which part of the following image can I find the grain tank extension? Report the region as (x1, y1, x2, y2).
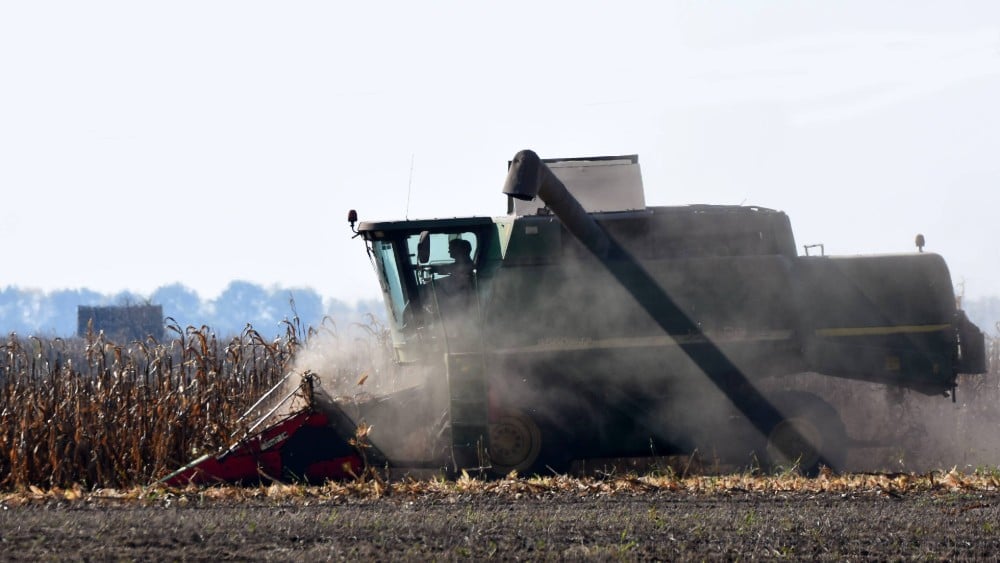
(352, 150, 986, 476)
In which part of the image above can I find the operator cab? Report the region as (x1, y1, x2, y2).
(356, 217, 495, 362)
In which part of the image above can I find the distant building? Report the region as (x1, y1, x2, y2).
(77, 304, 164, 342)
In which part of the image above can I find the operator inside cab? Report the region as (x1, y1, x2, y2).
(433, 238, 475, 294)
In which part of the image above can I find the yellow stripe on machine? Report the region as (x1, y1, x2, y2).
(497, 330, 795, 355)
(814, 324, 951, 337)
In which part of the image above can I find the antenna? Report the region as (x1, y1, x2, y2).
(405, 153, 415, 220)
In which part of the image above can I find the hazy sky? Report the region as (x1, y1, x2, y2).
(2, 1, 999, 303)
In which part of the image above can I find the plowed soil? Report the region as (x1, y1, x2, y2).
(3, 488, 999, 560)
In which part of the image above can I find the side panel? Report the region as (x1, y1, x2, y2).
(484, 253, 804, 380)
(481, 251, 804, 460)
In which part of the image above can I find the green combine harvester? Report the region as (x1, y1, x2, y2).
(165, 150, 987, 485)
(348, 150, 986, 476)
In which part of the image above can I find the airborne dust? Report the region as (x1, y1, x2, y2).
(272, 257, 1000, 477)
(271, 318, 451, 467)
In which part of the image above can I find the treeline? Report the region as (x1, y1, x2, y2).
(0, 281, 384, 338)
(1, 282, 996, 341)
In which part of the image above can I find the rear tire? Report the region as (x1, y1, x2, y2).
(762, 392, 847, 476)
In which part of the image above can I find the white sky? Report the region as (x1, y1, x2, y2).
(2, 1, 999, 303)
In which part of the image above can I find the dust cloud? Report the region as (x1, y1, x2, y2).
(282, 320, 451, 467)
(248, 213, 998, 478)
(474, 222, 1000, 475)
(764, 367, 1000, 473)
(243, 321, 390, 420)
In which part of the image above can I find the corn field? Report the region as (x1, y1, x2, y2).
(0, 316, 996, 490)
(0, 316, 391, 490)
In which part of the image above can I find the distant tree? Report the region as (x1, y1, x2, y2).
(50, 288, 104, 335)
(283, 288, 324, 332)
(110, 290, 149, 307)
(212, 280, 278, 336)
(152, 283, 203, 328)
(0, 287, 103, 336)
(0, 283, 387, 338)
(0, 286, 33, 334)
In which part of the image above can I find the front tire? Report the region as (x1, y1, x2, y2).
(486, 410, 574, 477)
(487, 410, 542, 476)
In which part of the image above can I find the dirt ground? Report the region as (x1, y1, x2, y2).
(2, 489, 1000, 561)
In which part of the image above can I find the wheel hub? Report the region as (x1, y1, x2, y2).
(488, 412, 541, 472)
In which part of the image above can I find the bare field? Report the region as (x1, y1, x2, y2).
(3, 474, 1000, 560)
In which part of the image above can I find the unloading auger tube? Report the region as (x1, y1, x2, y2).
(502, 149, 825, 469)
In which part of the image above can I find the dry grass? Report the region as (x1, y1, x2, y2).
(2, 468, 1000, 508)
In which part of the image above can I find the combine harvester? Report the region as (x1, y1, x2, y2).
(164, 150, 986, 485)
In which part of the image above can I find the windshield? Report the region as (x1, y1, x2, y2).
(369, 229, 483, 357)
(406, 232, 479, 284)
(373, 239, 408, 325)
